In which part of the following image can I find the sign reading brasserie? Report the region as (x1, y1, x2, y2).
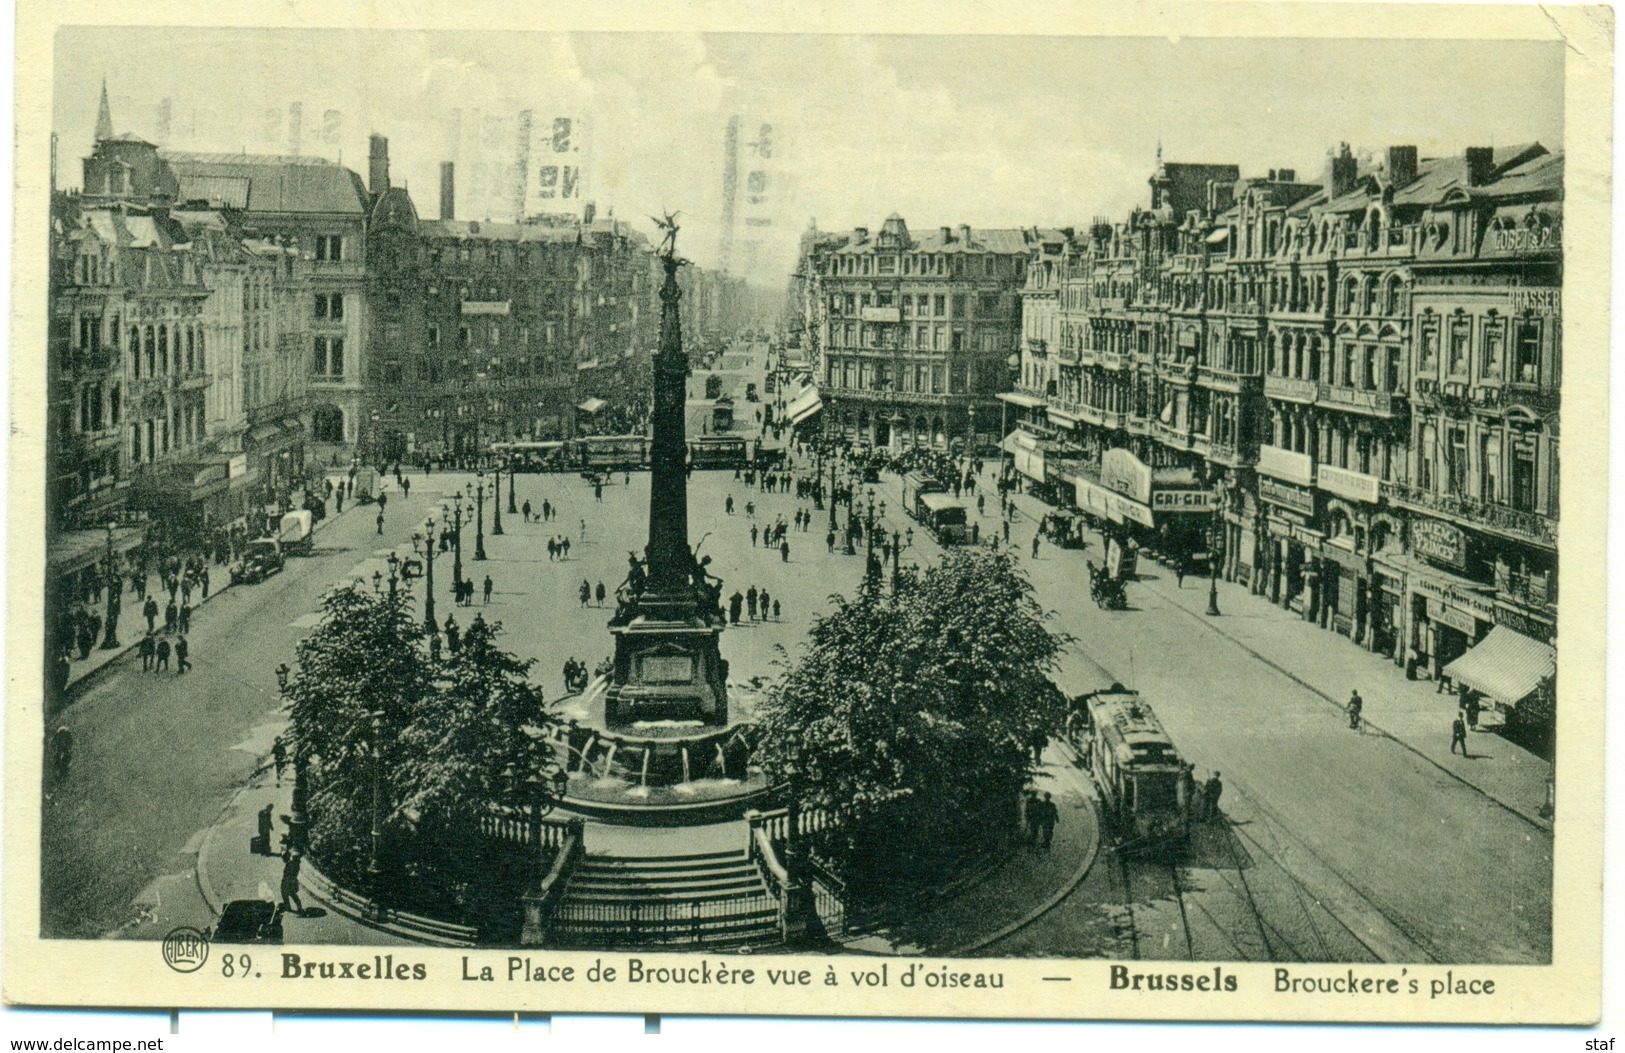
(1413, 518, 1467, 570)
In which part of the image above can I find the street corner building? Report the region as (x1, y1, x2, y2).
(994, 142, 1559, 729)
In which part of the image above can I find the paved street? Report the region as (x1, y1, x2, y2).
(43, 339, 1549, 965)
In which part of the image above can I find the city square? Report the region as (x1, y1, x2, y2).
(34, 26, 1565, 979)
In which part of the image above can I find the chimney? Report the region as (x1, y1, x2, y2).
(957, 224, 972, 245)
(1268, 168, 1278, 182)
(1325, 142, 1357, 199)
(1386, 146, 1418, 188)
(1465, 146, 1495, 187)
(582, 201, 597, 225)
(940, 225, 952, 242)
(853, 226, 868, 240)
(368, 134, 390, 196)
(439, 161, 455, 220)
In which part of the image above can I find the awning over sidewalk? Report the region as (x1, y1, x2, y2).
(1443, 626, 1555, 706)
(996, 391, 1046, 410)
(784, 386, 823, 426)
(576, 397, 608, 414)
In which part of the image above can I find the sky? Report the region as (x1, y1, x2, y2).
(53, 29, 1564, 286)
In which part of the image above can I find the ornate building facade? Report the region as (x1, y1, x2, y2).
(1007, 143, 1561, 685)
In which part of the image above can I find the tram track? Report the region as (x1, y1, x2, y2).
(1055, 630, 1439, 964)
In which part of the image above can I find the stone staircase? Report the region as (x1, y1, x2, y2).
(547, 849, 782, 949)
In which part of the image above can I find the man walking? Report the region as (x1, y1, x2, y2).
(1204, 772, 1224, 822)
(579, 580, 592, 607)
(376, 510, 386, 536)
(1347, 690, 1363, 731)
(483, 575, 494, 605)
(273, 737, 288, 785)
(1450, 714, 1471, 757)
(138, 633, 155, 671)
(595, 581, 607, 607)
(780, 538, 790, 563)
(729, 591, 744, 625)
(746, 586, 758, 621)
(178, 601, 192, 635)
(523, 499, 532, 523)
(1036, 792, 1059, 849)
(164, 599, 178, 634)
(280, 848, 305, 914)
(155, 636, 171, 672)
(175, 635, 191, 674)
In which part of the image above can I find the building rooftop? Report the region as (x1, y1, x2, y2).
(160, 150, 369, 215)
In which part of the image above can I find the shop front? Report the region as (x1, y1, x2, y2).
(1256, 474, 1318, 610)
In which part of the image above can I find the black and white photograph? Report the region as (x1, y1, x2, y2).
(6, 1, 1609, 1029)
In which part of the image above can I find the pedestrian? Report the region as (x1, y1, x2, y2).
(580, 518, 588, 541)
(1205, 772, 1224, 822)
(1464, 692, 1482, 730)
(256, 803, 275, 855)
(181, 577, 193, 606)
(746, 586, 758, 620)
(402, 477, 411, 498)
(580, 580, 591, 607)
(780, 539, 790, 562)
(155, 636, 171, 671)
(1451, 714, 1471, 757)
(759, 588, 771, 619)
(542, 499, 553, 521)
(1037, 792, 1058, 849)
(138, 632, 155, 671)
(178, 602, 192, 635)
(562, 537, 571, 559)
(972, 522, 981, 545)
(483, 575, 494, 605)
(746, 501, 755, 519)
(523, 499, 532, 522)
(726, 495, 735, 515)
(378, 491, 388, 513)
(444, 615, 461, 653)
(1347, 690, 1363, 731)
(273, 737, 287, 785)
(280, 848, 305, 914)
(548, 537, 558, 561)
(977, 493, 986, 515)
(729, 591, 744, 624)
(175, 635, 191, 674)
(771, 599, 781, 620)
(750, 524, 760, 547)
(201, 567, 210, 598)
(376, 511, 385, 535)
(164, 599, 178, 633)
(143, 596, 158, 634)
(826, 529, 836, 554)
(1003, 520, 1011, 544)
(595, 581, 606, 607)
(1029, 728, 1048, 765)
(1176, 560, 1186, 588)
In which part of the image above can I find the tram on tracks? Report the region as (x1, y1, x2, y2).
(1066, 684, 1192, 852)
(687, 435, 753, 470)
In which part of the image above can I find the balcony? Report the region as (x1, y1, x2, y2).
(1316, 384, 1404, 417)
(1263, 375, 1318, 404)
(1097, 349, 1127, 371)
(1158, 359, 1197, 385)
(1380, 481, 1557, 548)
(1196, 364, 1257, 392)
(1256, 444, 1315, 487)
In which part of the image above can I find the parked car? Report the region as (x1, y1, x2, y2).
(210, 899, 284, 944)
(231, 538, 285, 585)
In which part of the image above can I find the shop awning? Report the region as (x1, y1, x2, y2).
(1205, 227, 1230, 245)
(996, 391, 1046, 410)
(576, 397, 608, 414)
(1443, 626, 1555, 706)
(784, 386, 823, 426)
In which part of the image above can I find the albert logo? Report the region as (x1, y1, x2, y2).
(162, 927, 210, 973)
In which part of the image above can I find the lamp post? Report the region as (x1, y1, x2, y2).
(451, 493, 465, 593)
(891, 528, 903, 593)
(277, 662, 310, 852)
(826, 444, 839, 532)
(491, 462, 505, 537)
(367, 709, 385, 908)
(474, 474, 488, 561)
(100, 521, 121, 649)
(863, 489, 881, 583)
(372, 570, 383, 595)
(507, 459, 518, 515)
(1206, 505, 1223, 617)
(415, 521, 437, 632)
(387, 553, 400, 597)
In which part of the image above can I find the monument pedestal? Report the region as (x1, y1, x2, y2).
(604, 597, 728, 727)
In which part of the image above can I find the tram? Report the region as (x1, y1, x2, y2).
(574, 434, 650, 471)
(491, 440, 569, 473)
(687, 435, 753, 470)
(1068, 685, 1192, 852)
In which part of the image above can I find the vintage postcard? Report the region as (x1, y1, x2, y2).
(4, 0, 1610, 1027)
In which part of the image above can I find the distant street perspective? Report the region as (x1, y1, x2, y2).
(42, 35, 1558, 968)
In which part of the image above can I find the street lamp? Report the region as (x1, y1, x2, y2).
(414, 523, 438, 632)
(891, 528, 903, 594)
(387, 552, 400, 597)
(100, 521, 121, 649)
(366, 709, 386, 909)
(1206, 505, 1223, 617)
(451, 494, 466, 592)
(372, 570, 383, 595)
(491, 462, 505, 537)
(473, 474, 488, 561)
(507, 458, 518, 515)
(276, 663, 310, 853)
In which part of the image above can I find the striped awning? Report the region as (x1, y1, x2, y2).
(1443, 626, 1555, 706)
(784, 386, 823, 425)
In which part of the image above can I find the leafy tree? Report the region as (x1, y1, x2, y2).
(755, 549, 1069, 894)
(282, 588, 562, 926)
